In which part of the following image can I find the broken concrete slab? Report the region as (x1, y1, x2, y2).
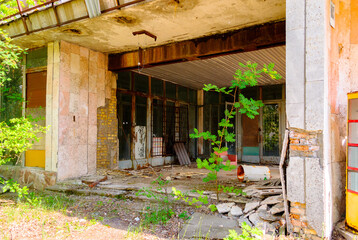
(216, 202, 235, 214)
(270, 202, 284, 215)
(179, 212, 241, 240)
(260, 195, 283, 205)
(238, 217, 253, 228)
(258, 204, 268, 211)
(257, 209, 281, 222)
(244, 201, 260, 213)
(230, 206, 243, 217)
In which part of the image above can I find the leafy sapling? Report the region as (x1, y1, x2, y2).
(190, 62, 282, 201)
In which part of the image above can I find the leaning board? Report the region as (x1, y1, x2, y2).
(173, 143, 191, 165)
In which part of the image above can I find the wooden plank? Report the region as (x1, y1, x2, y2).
(279, 129, 291, 233)
(109, 21, 285, 71)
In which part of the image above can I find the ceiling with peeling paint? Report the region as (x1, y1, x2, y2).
(3, 0, 285, 54)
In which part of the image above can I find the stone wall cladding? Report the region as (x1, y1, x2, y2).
(97, 89, 118, 169)
(57, 41, 116, 180)
(0, 166, 56, 190)
(287, 128, 324, 237)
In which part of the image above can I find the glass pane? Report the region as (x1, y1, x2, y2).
(166, 82, 176, 99)
(134, 73, 148, 93)
(188, 105, 197, 158)
(203, 105, 211, 156)
(26, 47, 47, 69)
(349, 122, 358, 144)
(152, 99, 163, 137)
(189, 89, 197, 104)
(241, 86, 258, 100)
(118, 93, 132, 160)
(349, 98, 358, 120)
(349, 147, 358, 168)
(151, 78, 163, 96)
(152, 99, 164, 156)
(262, 84, 283, 100)
(205, 91, 219, 104)
(179, 105, 189, 142)
(226, 104, 236, 155)
(348, 171, 358, 192)
(165, 101, 176, 155)
(263, 104, 280, 156)
(117, 72, 131, 90)
(136, 96, 147, 126)
(178, 86, 188, 102)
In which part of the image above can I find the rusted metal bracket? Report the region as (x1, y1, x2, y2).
(132, 30, 157, 41)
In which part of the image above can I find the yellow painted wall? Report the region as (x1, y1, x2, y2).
(25, 150, 45, 168)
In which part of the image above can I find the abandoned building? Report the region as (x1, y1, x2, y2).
(0, 0, 357, 238)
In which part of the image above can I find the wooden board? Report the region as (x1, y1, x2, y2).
(174, 143, 191, 165)
(26, 71, 47, 108)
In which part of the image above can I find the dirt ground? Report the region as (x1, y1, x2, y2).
(0, 163, 281, 240)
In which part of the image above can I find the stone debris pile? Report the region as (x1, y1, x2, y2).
(216, 178, 285, 234)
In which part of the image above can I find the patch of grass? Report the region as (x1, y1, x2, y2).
(141, 206, 174, 226)
(25, 191, 74, 211)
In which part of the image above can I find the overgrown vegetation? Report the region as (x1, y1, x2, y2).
(0, 29, 47, 200)
(224, 222, 263, 240)
(190, 62, 281, 201)
(0, 0, 46, 20)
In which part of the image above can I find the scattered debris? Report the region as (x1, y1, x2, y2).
(83, 176, 108, 188)
(216, 202, 235, 214)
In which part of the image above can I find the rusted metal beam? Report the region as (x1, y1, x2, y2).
(7, 0, 144, 38)
(101, 0, 145, 14)
(1, 0, 62, 21)
(109, 21, 285, 71)
(11, 15, 89, 38)
(15, 0, 29, 34)
(52, 2, 61, 26)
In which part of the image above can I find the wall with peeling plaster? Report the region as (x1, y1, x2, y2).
(56, 41, 115, 181)
(327, 0, 358, 228)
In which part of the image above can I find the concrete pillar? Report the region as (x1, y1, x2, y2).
(286, 0, 329, 237)
(45, 41, 60, 172)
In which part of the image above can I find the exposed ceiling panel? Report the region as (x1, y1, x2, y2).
(134, 45, 286, 90)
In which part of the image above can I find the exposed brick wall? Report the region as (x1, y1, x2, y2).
(290, 202, 319, 239)
(97, 89, 118, 169)
(289, 128, 322, 159)
(287, 128, 324, 238)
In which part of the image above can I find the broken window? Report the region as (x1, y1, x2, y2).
(165, 101, 176, 155)
(178, 86, 188, 102)
(134, 73, 148, 93)
(189, 89, 197, 104)
(152, 99, 164, 157)
(26, 47, 47, 69)
(262, 104, 280, 156)
(166, 82, 176, 99)
(262, 84, 283, 100)
(117, 72, 131, 90)
(151, 78, 163, 96)
(117, 93, 132, 160)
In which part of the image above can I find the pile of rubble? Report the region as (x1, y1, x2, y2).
(216, 179, 285, 233)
